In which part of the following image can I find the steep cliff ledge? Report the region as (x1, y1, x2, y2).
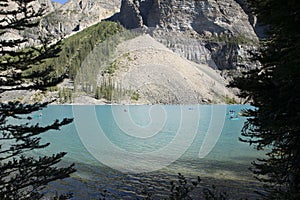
(112, 0, 258, 71)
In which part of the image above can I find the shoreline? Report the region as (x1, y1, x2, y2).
(47, 103, 246, 106)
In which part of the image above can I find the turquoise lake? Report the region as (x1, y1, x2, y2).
(27, 105, 264, 199)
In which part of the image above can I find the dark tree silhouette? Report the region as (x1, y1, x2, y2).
(0, 0, 75, 199)
(230, 0, 300, 199)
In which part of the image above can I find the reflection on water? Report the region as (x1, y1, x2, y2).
(30, 105, 263, 199)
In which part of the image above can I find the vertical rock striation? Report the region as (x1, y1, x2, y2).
(114, 0, 258, 71)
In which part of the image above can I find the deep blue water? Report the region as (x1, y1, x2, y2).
(27, 105, 263, 199)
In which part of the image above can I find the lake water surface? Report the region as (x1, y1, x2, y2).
(29, 105, 263, 199)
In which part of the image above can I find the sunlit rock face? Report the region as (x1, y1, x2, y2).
(117, 0, 256, 39)
(115, 0, 258, 70)
(39, 0, 121, 37)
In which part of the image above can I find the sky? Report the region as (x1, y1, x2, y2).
(51, 0, 68, 4)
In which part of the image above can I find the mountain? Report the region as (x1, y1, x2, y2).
(37, 0, 259, 72)
(1, 0, 260, 104)
(111, 0, 258, 71)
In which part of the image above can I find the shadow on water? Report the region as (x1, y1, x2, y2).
(44, 158, 263, 200)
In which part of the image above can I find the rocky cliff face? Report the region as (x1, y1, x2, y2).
(117, 0, 255, 38)
(4, 0, 120, 46)
(114, 0, 258, 70)
(0, 0, 55, 48)
(39, 0, 120, 38)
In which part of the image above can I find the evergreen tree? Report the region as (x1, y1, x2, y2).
(230, 0, 300, 199)
(0, 0, 75, 199)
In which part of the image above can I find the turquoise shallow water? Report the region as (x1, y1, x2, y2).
(27, 105, 263, 199)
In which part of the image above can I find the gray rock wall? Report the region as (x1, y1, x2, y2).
(115, 0, 258, 70)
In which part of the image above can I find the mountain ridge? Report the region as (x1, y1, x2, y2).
(37, 0, 258, 72)
(112, 0, 258, 71)
(1, 0, 259, 104)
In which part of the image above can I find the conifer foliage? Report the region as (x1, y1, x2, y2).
(0, 0, 75, 199)
(230, 0, 300, 199)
